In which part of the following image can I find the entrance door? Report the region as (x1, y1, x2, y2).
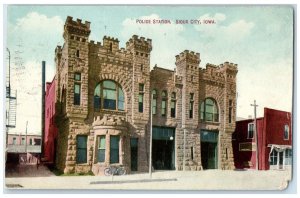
(152, 127, 175, 170)
(130, 138, 138, 171)
(201, 130, 218, 169)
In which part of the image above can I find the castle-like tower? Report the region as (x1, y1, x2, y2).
(50, 16, 238, 175)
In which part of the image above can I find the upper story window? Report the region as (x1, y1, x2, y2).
(12, 137, 16, 145)
(200, 98, 219, 122)
(284, 124, 289, 140)
(229, 99, 233, 123)
(138, 84, 144, 113)
(171, 92, 176, 118)
(152, 89, 157, 115)
(94, 80, 125, 111)
(76, 49, 80, 58)
(109, 43, 113, 51)
(161, 90, 167, 117)
(74, 73, 81, 106)
(247, 123, 254, 139)
(74, 73, 81, 81)
(189, 93, 194, 118)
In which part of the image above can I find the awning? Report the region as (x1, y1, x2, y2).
(267, 144, 292, 162)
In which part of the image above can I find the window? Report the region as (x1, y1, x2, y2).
(189, 93, 194, 118)
(229, 100, 233, 123)
(161, 90, 167, 117)
(94, 80, 125, 111)
(98, 136, 105, 163)
(270, 149, 278, 165)
(76, 135, 87, 164)
(74, 83, 81, 105)
(21, 138, 25, 145)
(284, 125, 289, 140)
(247, 123, 254, 139)
(29, 139, 32, 145)
(76, 50, 80, 58)
(139, 84, 144, 113)
(171, 92, 176, 118)
(139, 84, 144, 92)
(13, 137, 16, 145)
(284, 149, 292, 165)
(140, 64, 143, 71)
(191, 147, 194, 160)
(109, 43, 112, 51)
(152, 90, 157, 115)
(74, 73, 81, 81)
(200, 98, 219, 122)
(110, 136, 120, 164)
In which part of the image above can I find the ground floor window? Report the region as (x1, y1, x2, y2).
(98, 135, 105, 163)
(284, 149, 292, 165)
(110, 136, 120, 164)
(270, 149, 278, 165)
(76, 135, 87, 164)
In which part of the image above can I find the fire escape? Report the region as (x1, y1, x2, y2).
(6, 48, 17, 145)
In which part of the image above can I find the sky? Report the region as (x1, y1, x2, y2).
(4, 5, 294, 135)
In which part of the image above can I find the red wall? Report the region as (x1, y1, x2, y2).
(44, 77, 58, 163)
(261, 108, 292, 170)
(232, 118, 262, 169)
(233, 108, 292, 170)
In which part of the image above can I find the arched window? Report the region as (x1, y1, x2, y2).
(94, 80, 125, 111)
(200, 98, 219, 122)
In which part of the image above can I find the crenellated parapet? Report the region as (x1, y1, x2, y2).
(220, 62, 238, 77)
(126, 35, 152, 53)
(175, 50, 200, 65)
(89, 39, 133, 65)
(64, 16, 91, 38)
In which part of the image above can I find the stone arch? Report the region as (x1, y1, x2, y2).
(200, 97, 220, 122)
(91, 73, 132, 110)
(97, 73, 132, 98)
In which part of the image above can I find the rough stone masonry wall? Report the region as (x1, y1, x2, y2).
(126, 35, 152, 172)
(55, 119, 69, 172)
(199, 63, 237, 170)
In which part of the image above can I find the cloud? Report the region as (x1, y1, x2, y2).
(121, 14, 186, 68)
(14, 12, 63, 33)
(236, 58, 293, 118)
(194, 13, 255, 42)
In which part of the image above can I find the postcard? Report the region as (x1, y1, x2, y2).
(4, 4, 294, 191)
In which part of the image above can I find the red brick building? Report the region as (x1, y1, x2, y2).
(232, 108, 292, 170)
(43, 78, 58, 163)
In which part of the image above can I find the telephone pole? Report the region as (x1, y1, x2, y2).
(250, 100, 259, 170)
(149, 92, 153, 178)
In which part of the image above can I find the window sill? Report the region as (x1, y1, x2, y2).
(201, 121, 220, 124)
(76, 163, 89, 166)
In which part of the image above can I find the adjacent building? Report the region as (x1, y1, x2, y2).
(6, 134, 41, 164)
(46, 16, 238, 175)
(43, 78, 58, 163)
(232, 108, 292, 170)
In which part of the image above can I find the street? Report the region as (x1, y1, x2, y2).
(5, 168, 292, 190)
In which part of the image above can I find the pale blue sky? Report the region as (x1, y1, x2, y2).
(5, 5, 294, 134)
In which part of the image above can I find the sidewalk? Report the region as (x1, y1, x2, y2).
(5, 169, 292, 190)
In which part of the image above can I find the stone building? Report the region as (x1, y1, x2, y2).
(51, 16, 238, 175)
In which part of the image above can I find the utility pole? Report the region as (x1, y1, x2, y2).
(25, 121, 28, 153)
(251, 100, 259, 170)
(149, 92, 153, 178)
